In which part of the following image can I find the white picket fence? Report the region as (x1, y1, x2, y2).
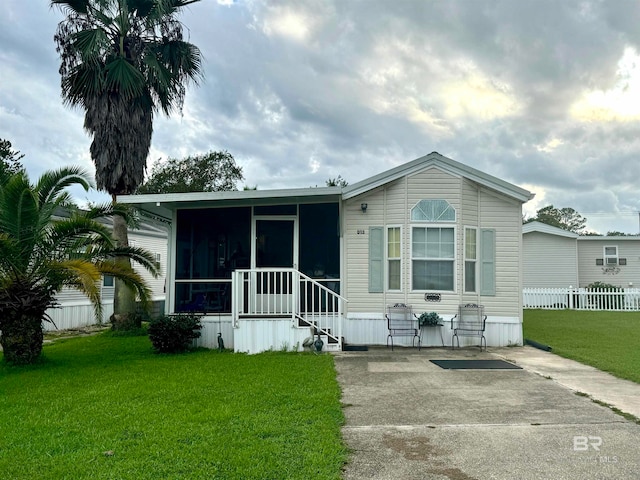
(523, 288, 640, 311)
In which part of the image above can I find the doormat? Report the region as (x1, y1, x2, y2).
(430, 359, 521, 370)
(343, 345, 368, 351)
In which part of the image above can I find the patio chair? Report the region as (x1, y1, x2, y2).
(451, 303, 487, 350)
(386, 303, 421, 351)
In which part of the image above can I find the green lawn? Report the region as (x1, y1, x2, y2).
(0, 333, 347, 479)
(523, 309, 640, 384)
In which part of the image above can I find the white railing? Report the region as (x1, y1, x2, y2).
(523, 287, 640, 311)
(232, 268, 346, 342)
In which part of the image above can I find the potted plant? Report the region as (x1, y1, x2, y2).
(418, 312, 443, 327)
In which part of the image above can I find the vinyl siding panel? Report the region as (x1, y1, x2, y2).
(343, 187, 386, 312)
(577, 239, 640, 288)
(523, 232, 578, 288)
(343, 167, 524, 321)
(476, 189, 522, 317)
(129, 230, 168, 299)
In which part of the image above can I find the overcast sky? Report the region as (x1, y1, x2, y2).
(3, 0, 640, 233)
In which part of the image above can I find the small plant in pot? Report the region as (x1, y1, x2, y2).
(418, 312, 443, 327)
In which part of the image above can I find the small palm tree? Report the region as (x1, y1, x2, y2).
(52, 0, 202, 327)
(0, 167, 158, 365)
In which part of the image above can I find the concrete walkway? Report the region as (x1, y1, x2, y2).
(334, 346, 640, 479)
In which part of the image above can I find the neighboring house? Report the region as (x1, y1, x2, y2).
(522, 222, 579, 288)
(523, 221, 640, 288)
(119, 152, 534, 352)
(45, 212, 168, 331)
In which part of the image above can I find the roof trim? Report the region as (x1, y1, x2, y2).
(522, 221, 580, 238)
(118, 186, 342, 205)
(342, 152, 534, 203)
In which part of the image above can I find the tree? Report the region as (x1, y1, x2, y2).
(53, 0, 202, 329)
(525, 205, 587, 233)
(606, 231, 634, 236)
(0, 138, 25, 180)
(326, 175, 348, 187)
(137, 151, 243, 194)
(0, 167, 158, 365)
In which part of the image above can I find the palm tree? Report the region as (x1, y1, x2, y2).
(0, 167, 158, 365)
(52, 0, 202, 328)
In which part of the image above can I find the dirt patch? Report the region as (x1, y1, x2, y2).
(43, 324, 110, 343)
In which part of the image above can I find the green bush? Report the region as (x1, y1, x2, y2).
(418, 311, 443, 327)
(148, 314, 202, 353)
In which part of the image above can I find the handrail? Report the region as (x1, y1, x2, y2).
(232, 268, 345, 344)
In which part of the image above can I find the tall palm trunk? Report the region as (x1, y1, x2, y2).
(110, 211, 140, 330)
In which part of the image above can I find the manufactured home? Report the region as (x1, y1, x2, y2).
(523, 221, 640, 289)
(119, 152, 534, 352)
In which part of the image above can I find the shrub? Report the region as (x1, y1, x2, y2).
(148, 314, 202, 353)
(418, 311, 443, 327)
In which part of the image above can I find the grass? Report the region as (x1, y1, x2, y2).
(523, 309, 640, 384)
(0, 332, 347, 479)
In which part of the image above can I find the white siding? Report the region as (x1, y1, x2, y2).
(476, 189, 522, 318)
(343, 186, 387, 312)
(577, 239, 640, 288)
(523, 232, 579, 288)
(129, 229, 168, 300)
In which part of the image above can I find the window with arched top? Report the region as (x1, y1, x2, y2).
(411, 199, 456, 222)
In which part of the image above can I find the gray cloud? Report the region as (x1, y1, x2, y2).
(2, 0, 640, 232)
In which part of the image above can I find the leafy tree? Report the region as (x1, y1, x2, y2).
(326, 175, 348, 187)
(0, 167, 158, 365)
(137, 151, 243, 194)
(53, 0, 202, 329)
(605, 231, 634, 236)
(0, 139, 25, 180)
(525, 205, 587, 233)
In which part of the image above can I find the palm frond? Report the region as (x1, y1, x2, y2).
(50, 0, 91, 15)
(97, 259, 153, 305)
(36, 166, 93, 207)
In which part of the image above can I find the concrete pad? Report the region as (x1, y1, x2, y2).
(335, 347, 640, 479)
(495, 346, 640, 419)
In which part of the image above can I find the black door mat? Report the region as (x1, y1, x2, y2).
(430, 359, 521, 370)
(343, 345, 368, 351)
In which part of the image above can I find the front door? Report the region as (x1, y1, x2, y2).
(251, 217, 297, 313)
(254, 219, 296, 269)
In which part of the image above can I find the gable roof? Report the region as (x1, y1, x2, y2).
(342, 151, 534, 203)
(522, 221, 580, 238)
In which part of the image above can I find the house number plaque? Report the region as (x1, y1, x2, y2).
(424, 293, 441, 302)
(357, 229, 365, 235)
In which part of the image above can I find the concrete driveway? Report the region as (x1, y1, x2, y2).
(334, 347, 640, 479)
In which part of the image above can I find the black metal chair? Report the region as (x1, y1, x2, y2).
(385, 303, 421, 351)
(451, 303, 487, 350)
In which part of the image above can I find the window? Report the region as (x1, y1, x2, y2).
(387, 227, 401, 290)
(411, 199, 456, 222)
(604, 246, 618, 265)
(103, 275, 114, 287)
(412, 226, 455, 291)
(464, 227, 477, 292)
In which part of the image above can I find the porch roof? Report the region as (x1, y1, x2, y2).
(117, 187, 342, 222)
